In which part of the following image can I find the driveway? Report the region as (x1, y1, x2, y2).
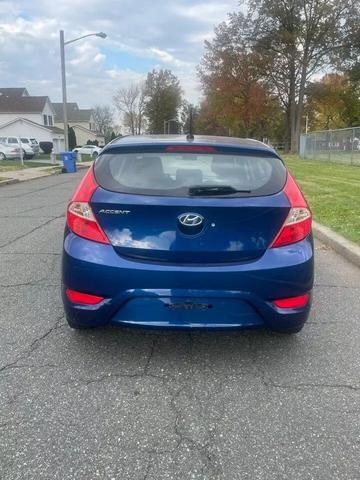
(0, 171, 359, 480)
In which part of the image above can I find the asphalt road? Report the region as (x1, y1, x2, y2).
(0, 171, 359, 480)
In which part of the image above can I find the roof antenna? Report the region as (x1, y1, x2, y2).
(186, 106, 194, 141)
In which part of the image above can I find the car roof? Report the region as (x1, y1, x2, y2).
(103, 134, 277, 155)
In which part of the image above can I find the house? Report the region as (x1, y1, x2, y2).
(0, 118, 64, 153)
(0, 87, 57, 127)
(0, 87, 65, 152)
(52, 103, 105, 145)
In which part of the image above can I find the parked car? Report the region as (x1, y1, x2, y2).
(72, 145, 102, 158)
(62, 135, 314, 333)
(20, 137, 40, 155)
(0, 142, 21, 160)
(0, 136, 35, 159)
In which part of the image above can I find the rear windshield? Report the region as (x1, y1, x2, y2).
(94, 151, 286, 197)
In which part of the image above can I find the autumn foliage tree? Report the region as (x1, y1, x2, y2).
(198, 0, 360, 151)
(198, 34, 285, 141)
(306, 73, 360, 130)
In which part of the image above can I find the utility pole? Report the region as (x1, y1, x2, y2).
(60, 30, 69, 151)
(59, 30, 107, 152)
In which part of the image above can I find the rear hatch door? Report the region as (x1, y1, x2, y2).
(92, 144, 289, 264)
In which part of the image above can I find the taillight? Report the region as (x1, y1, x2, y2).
(272, 294, 309, 309)
(66, 288, 104, 305)
(271, 173, 312, 248)
(67, 167, 109, 244)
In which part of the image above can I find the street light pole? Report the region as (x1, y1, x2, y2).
(60, 30, 69, 151)
(59, 30, 107, 152)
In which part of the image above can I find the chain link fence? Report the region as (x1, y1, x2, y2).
(300, 127, 360, 165)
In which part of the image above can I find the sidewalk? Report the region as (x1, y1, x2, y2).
(0, 162, 92, 186)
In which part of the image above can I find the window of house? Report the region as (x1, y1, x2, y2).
(43, 114, 48, 126)
(48, 116, 53, 126)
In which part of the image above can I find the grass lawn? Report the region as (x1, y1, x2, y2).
(0, 160, 55, 172)
(282, 154, 360, 244)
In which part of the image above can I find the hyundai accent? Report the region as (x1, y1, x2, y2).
(62, 135, 314, 333)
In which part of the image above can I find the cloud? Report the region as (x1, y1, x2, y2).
(0, 0, 239, 107)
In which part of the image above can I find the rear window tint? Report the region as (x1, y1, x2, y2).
(94, 151, 286, 197)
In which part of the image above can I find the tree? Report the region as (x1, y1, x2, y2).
(68, 126, 77, 150)
(110, 131, 117, 141)
(143, 69, 183, 134)
(113, 83, 146, 135)
(180, 102, 199, 134)
(202, 1, 360, 151)
(92, 105, 114, 143)
(246, 0, 359, 151)
(306, 73, 360, 130)
(198, 42, 285, 140)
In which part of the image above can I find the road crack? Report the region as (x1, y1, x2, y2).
(0, 315, 66, 374)
(0, 213, 65, 249)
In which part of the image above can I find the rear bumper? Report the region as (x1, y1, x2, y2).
(62, 233, 314, 330)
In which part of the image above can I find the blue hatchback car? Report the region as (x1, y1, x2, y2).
(62, 135, 314, 333)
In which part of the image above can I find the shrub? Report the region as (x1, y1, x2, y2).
(68, 126, 77, 150)
(39, 141, 53, 154)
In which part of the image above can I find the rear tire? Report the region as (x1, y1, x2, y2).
(0, 152, 6, 160)
(271, 325, 304, 334)
(66, 315, 93, 330)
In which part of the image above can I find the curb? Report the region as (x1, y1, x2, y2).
(76, 164, 91, 170)
(313, 221, 360, 268)
(0, 164, 89, 187)
(0, 178, 20, 187)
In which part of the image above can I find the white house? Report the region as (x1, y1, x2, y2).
(0, 87, 65, 152)
(53, 102, 105, 145)
(0, 118, 64, 153)
(0, 88, 56, 126)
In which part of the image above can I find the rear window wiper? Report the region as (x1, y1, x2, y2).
(188, 185, 251, 196)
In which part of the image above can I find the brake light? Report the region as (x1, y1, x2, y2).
(272, 294, 309, 309)
(271, 173, 312, 248)
(67, 167, 109, 244)
(166, 146, 217, 153)
(66, 288, 104, 305)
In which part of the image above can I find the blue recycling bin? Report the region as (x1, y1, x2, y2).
(60, 152, 77, 173)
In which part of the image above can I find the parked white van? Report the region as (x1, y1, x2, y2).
(20, 137, 40, 155)
(0, 136, 35, 159)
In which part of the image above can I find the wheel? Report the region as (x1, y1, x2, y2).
(92, 152, 98, 158)
(271, 325, 304, 334)
(66, 315, 93, 330)
(0, 152, 6, 160)
(22, 149, 27, 159)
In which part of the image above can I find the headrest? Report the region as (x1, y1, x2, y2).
(211, 157, 249, 180)
(133, 156, 164, 177)
(176, 168, 203, 185)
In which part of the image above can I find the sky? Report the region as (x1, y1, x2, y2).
(0, 0, 240, 111)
